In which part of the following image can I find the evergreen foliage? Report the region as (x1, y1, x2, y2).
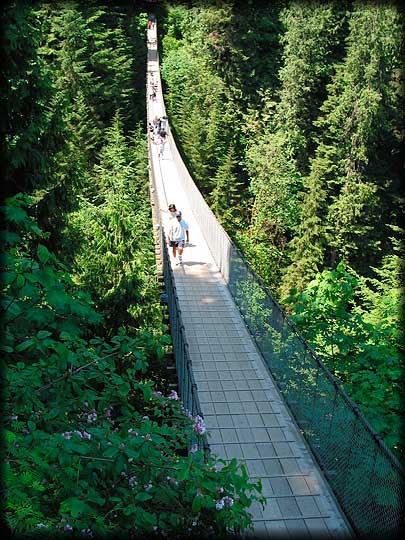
(159, 1, 404, 460)
(283, 1, 403, 291)
(1, 3, 61, 198)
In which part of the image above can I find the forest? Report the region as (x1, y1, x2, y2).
(1, 0, 403, 538)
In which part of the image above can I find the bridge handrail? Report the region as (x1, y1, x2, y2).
(148, 139, 209, 454)
(166, 122, 404, 538)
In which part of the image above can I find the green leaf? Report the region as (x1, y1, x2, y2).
(3, 204, 29, 225)
(2, 272, 17, 285)
(36, 330, 53, 340)
(192, 494, 203, 513)
(15, 339, 35, 352)
(135, 492, 153, 502)
(60, 497, 92, 518)
(124, 448, 140, 460)
(177, 466, 190, 481)
(0, 231, 21, 245)
(37, 244, 52, 264)
(87, 493, 105, 506)
(103, 446, 119, 458)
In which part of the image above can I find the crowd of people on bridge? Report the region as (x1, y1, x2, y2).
(149, 116, 168, 158)
(148, 72, 158, 101)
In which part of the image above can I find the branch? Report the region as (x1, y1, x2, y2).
(36, 350, 120, 392)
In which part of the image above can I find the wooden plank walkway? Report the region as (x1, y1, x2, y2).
(147, 21, 353, 540)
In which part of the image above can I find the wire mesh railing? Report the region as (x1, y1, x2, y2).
(148, 139, 209, 454)
(166, 126, 404, 538)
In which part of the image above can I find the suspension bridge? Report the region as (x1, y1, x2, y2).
(146, 18, 403, 540)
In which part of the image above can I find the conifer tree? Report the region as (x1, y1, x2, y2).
(276, 0, 347, 171)
(244, 1, 348, 293)
(1, 4, 59, 198)
(323, 2, 402, 274)
(282, 1, 403, 294)
(210, 145, 244, 230)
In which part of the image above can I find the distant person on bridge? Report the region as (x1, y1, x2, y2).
(158, 133, 166, 158)
(167, 210, 189, 266)
(153, 116, 160, 135)
(166, 203, 177, 230)
(168, 203, 177, 219)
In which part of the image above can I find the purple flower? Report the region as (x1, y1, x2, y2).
(82, 431, 91, 440)
(223, 496, 234, 508)
(87, 411, 97, 423)
(189, 444, 198, 453)
(153, 391, 163, 397)
(216, 496, 234, 510)
(61, 431, 72, 439)
(64, 524, 73, 531)
(182, 407, 193, 419)
(193, 415, 206, 435)
(129, 476, 137, 487)
(168, 389, 179, 400)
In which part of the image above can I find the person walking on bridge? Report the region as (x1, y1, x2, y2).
(167, 203, 177, 220)
(167, 210, 189, 266)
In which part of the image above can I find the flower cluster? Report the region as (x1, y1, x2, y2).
(215, 496, 234, 511)
(128, 476, 137, 487)
(61, 430, 91, 440)
(182, 407, 193, 420)
(87, 411, 97, 423)
(192, 415, 206, 435)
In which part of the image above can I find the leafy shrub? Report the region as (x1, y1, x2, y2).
(2, 195, 264, 538)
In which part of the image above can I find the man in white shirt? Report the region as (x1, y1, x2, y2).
(167, 210, 189, 266)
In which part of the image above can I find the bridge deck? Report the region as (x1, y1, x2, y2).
(147, 23, 352, 539)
